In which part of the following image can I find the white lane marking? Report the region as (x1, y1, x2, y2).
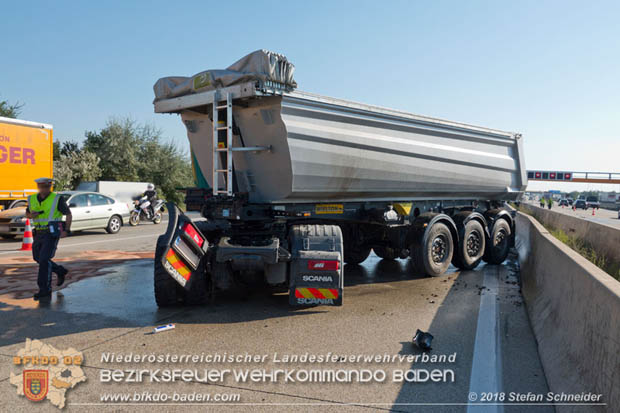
(0, 234, 158, 255)
(467, 265, 503, 413)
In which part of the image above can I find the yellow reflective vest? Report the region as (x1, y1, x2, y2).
(28, 192, 63, 228)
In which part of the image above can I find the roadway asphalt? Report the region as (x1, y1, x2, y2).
(0, 223, 552, 412)
(525, 200, 620, 229)
(0, 219, 168, 258)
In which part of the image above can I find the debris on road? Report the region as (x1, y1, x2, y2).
(413, 329, 434, 352)
(152, 324, 175, 334)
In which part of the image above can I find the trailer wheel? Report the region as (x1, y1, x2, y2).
(452, 220, 485, 270)
(483, 219, 511, 265)
(411, 222, 454, 277)
(373, 246, 398, 260)
(344, 245, 371, 265)
(154, 241, 181, 307)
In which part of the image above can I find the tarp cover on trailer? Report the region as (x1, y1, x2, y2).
(153, 50, 296, 102)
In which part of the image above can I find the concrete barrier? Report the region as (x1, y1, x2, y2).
(515, 212, 620, 412)
(520, 203, 620, 265)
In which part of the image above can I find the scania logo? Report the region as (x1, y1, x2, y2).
(302, 275, 333, 282)
(297, 298, 334, 305)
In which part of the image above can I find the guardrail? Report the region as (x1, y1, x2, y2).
(515, 212, 620, 412)
(519, 203, 620, 265)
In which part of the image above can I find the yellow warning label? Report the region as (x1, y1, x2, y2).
(315, 204, 344, 214)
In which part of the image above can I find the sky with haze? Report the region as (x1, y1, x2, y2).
(2, 1, 619, 192)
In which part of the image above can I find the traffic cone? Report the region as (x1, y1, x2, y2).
(20, 219, 33, 251)
(592, 208, 595, 216)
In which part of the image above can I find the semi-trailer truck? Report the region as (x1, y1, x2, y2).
(151, 50, 527, 307)
(0, 117, 53, 210)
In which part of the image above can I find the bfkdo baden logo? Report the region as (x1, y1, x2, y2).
(10, 338, 87, 409)
(24, 370, 49, 401)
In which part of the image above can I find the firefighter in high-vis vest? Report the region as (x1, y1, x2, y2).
(25, 177, 72, 300)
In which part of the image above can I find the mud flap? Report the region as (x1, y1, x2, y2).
(289, 250, 343, 306)
(288, 224, 344, 306)
(161, 204, 209, 291)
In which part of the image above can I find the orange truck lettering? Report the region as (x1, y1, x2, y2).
(0, 117, 53, 209)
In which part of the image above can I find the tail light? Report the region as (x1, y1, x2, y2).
(307, 260, 339, 271)
(182, 222, 204, 248)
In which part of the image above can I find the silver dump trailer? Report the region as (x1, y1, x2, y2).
(152, 50, 526, 307)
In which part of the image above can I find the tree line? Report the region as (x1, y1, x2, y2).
(53, 118, 193, 203)
(2, 96, 193, 204)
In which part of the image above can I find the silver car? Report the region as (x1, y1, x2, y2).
(60, 191, 130, 234)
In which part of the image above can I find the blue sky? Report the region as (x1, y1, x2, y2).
(2, 0, 619, 191)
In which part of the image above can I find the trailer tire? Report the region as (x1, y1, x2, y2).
(373, 246, 398, 260)
(484, 219, 511, 265)
(411, 222, 454, 277)
(344, 245, 372, 265)
(154, 242, 180, 307)
(452, 220, 485, 270)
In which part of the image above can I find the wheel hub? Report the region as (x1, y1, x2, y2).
(466, 231, 481, 257)
(111, 218, 120, 231)
(494, 229, 507, 246)
(431, 236, 448, 263)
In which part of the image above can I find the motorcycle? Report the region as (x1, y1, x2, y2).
(129, 196, 165, 226)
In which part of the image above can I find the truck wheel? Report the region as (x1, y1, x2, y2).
(452, 220, 485, 270)
(181, 268, 210, 305)
(344, 245, 371, 265)
(411, 222, 454, 277)
(373, 246, 397, 260)
(154, 242, 180, 307)
(105, 215, 122, 234)
(484, 219, 511, 265)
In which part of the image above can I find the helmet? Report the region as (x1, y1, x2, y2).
(147, 184, 155, 190)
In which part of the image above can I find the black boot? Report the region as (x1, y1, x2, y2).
(57, 266, 68, 286)
(34, 290, 52, 300)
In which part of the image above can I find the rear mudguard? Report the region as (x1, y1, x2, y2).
(452, 211, 490, 239)
(407, 213, 458, 251)
(158, 202, 209, 290)
(484, 208, 515, 246)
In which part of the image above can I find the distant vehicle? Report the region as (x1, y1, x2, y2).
(130, 196, 165, 225)
(0, 191, 130, 239)
(0, 117, 53, 211)
(574, 199, 587, 209)
(76, 181, 152, 210)
(585, 196, 600, 209)
(559, 199, 569, 206)
(567, 197, 574, 205)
